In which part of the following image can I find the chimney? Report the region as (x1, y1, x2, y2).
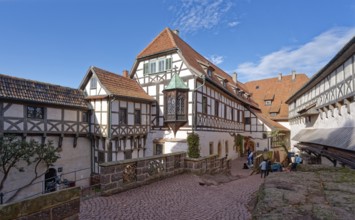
(122, 70, 129, 78)
(292, 70, 296, 81)
(232, 72, 238, 83)
(173, 29, 179, 35)
(278, 73, 282, 81)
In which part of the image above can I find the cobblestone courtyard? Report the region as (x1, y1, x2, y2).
(80, 158, 262, 220)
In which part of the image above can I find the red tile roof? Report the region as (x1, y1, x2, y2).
(0, 73, 88, 108)
(91, 67, 154, 102)
(252, 110, 289, 131)
(245, 74, 309, 120)
(135, 28, 258, 108)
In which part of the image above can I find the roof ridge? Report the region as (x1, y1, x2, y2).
(137, 27, 176, 58)
(0, 73, 78, 90)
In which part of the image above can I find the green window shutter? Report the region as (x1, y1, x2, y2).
(143, 63, 149, 74)
(166, 58, 172, 70)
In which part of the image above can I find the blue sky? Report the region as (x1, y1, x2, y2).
(1, 0, 354, 88)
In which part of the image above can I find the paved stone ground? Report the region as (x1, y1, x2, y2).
(80, 157, 262, 220)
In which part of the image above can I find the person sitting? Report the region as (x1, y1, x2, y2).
(295, 154, 303, 164)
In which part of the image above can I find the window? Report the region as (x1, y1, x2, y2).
(225, 141, 229, 156)
(27, 106, 44, 119)
(150, 62, 156, 73)
(209, 142, 214, 155)
(224, 105, 227, 119)
(176, 93, 185, 115)
(158, 60, 165, 72)
(256, 86, 259, 89)
(265, 100, 272, 106)
(124, 150, 132, 160)
(207, 68, 212, 77)
(107, 143, 112, 162)
(90, 78, 97, 89)
(270, 112, 277, 117)
(82, 111, 89, 122)
(231, 109, 234, 121)
(119, 108, 127, 125)
(202, 96, 207, 114)
(245, 117, 251, 124)
(134, 109, 141, 125)
(98, 151, 105, 163)
(215, 101, 219, 116)
(223, 80, 227, 87)
(143, 58, 172, 74)
(154, 144, 163, 155)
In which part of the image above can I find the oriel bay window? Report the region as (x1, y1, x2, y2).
(163, 73, 189, 137)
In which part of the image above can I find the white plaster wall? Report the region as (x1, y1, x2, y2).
(3, 103, 23, 117)
(164, 141, 187, 153)
(64, 109, 77, 121)
(0, 136, 91, 203)
(197, 131, 238, 160)
(47, 108, 61, 120)
(279, 121, 290, 130)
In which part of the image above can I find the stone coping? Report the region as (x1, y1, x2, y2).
(184, 154, 219, 162)
(100, 152, 186, 167)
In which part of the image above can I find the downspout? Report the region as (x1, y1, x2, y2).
(192, 74, 206, 132)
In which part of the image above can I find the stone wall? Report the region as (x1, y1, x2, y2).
(100, 152, 231, 196)
(0, 187, 80, 220)
(100, 152, 185, 196)
(184, 154, 231, 174)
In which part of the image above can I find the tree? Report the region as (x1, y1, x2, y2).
(187, 133, 200, 158)
(0, 136, 60, 202)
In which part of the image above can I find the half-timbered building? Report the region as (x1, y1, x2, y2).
(0, 74, 91, 202)
(286, 36, 355, 167)
(130, 28, 272, 158)
(245, 73, 309, 149)
(79, 66, 154, 173)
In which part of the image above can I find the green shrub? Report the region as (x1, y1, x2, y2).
(187, 133, 200, 158)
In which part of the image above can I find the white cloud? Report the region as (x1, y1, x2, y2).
(228, 21, 240, 27)
(236, 27, 355, 82)
(209, 55, 224, 65)
(171, 0, 234, 33)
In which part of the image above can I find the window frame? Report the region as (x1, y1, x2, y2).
(215, 100, 219, 117)
(90, 77, 97, 89)
(202, 96, 208, 114)
(143, 58, 173, 75)
(27, 106, 44, 119)
(134, 109, 141, 125)
(265, 100, 272, 106)
(119, 108, 128, 125)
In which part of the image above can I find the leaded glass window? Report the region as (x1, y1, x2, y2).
(119, 108, 127, 125)
(202, 96, 207, 114)
(167, 95, 176, 115)
(27, 106, 44, 119)
(176, 93, 184, 115)
(134, 109, 141, 125)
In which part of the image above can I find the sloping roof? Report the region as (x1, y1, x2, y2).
(0, 74, 88, 109)
(91, 67, 154, 102)
(251, 109, 288, 131)
(293, 128, 355, 151)
(287, 36, 355, 103)
(245, 73, 309, 120)
(134, 28, 258, 108)
(164, 74, 189, 90)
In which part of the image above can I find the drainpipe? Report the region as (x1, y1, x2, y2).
(192, 74, 206, 132)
